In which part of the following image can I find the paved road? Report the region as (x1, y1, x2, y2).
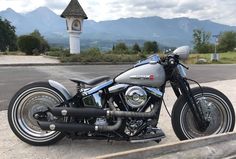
(1, 64, 236, 110)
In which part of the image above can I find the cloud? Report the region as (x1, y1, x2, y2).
(43, 0, 67, 10)
(84, 0, 236, 26)
(174, 1, 208, 13)
(0, 0, 235, 26)
(0, 0, 45, 13)
(130, 0, 177, 9)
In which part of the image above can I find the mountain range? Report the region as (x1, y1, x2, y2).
(1, 7, 236, 49)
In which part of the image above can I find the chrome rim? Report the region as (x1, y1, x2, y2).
(180, 93, 233, 139)
(11, 87, 64, 142)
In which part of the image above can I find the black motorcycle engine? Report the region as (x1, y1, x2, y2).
(124, 119, 145, 136)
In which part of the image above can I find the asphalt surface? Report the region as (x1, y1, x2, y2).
(1, 64, 236, 111)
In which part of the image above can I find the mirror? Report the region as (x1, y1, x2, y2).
(173, 46, 190, 60)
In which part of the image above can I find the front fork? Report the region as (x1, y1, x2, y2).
(176, 76, 210, 131)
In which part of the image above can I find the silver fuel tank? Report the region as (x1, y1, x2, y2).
(115, 63, 166, 88)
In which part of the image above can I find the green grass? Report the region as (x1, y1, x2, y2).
(186, 52, 236, 64)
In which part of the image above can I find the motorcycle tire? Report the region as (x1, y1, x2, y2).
(8, 81, 67, 146)
(171, 86, 235, 140)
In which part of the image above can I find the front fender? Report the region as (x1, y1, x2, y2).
(48, 80, 72, 100)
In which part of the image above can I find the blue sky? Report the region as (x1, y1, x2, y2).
(0, 0, 235, 26)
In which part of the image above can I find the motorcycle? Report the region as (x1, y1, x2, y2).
(8, 46, 235, 146)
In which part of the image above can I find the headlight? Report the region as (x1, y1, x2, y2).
(177, 64, 187, 78)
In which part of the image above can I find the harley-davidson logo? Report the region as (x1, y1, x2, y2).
(130, 74, 155, 80)
(149, 74, 155, 80)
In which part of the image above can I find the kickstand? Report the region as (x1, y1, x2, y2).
(107, 138, 113, 145)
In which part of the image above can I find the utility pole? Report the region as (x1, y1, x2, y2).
(211, 34, 220, 61)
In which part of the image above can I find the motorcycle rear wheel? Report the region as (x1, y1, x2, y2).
(8, 82, 67, 146)
(171, 87, 235, 140)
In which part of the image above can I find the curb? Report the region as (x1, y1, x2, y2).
(0, 63, 61, 67)
(1, 63, 236, 67)
(96, 132, 236, 159)
(0, 62, 134, 67)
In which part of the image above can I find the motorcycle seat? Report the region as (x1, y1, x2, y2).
(70, 76, 110, 86)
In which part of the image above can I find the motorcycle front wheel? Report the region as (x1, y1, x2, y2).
(171, 87, 235, 140)
(8, 82, 67, 146)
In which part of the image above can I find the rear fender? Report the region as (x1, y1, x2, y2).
(48, 80, 72, 100)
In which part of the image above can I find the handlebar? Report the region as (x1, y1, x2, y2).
(161, 54, 189, 70)
(179, 63, 189, 70)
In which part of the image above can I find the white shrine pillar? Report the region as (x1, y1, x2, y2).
(61, 0, 88, 54)
(69, 32, 81, 54)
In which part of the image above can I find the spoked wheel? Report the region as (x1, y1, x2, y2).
(8, 82, 67, 146)
(172, 87, 235, 140)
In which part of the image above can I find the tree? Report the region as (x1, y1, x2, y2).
(112, 44, 115, 51)
(218, 31, 236, 52)
(30, 30, 50, 53)
(17, 35, 41, 55)
(193, 29, 213, 53)
(0, 17, 17, 52)
(111, 42, 129, 54)
(132, 43, 141, 53)
(143, 41, 159, 53)
(115, 42, 128, 51)
(152, 41, 158, 53)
